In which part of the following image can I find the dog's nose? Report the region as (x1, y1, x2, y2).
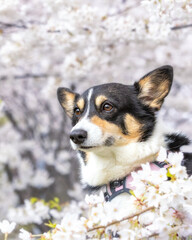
(70, 129, 87, 144)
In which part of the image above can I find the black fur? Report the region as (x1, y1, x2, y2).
(165, 133, 192, 176)
(105, 136, 115, 146)
(182, 153, 192, 176)
(165, 133, 191, 152)
(78, 150, 87, 165)
(83, 184, 104, 193)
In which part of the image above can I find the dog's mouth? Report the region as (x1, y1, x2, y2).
(79, 145, 97, 150)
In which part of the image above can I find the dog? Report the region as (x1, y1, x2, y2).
(57, 65, 192, 202)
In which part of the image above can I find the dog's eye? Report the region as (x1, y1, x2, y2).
(103, 103, 113, 112)
(74, 107, 81, 116)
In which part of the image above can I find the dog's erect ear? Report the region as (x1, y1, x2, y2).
(134, 65, 173, 111)
(57, 87, 79, 118)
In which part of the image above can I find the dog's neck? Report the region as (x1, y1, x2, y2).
(79, 121, 167, 186)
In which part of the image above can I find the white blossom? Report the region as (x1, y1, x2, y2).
(85, 191, 104, 205)
(19, 229, 32, 240)
(0, 219, 16, 234)
(156, 147, 167, 162)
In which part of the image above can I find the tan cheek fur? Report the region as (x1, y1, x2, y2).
(91, 114, 143, 146)
(61, 92, 75, 118)
(124, 114, 143, 141)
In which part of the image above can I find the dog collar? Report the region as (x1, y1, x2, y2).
(104, 161, 170, 202)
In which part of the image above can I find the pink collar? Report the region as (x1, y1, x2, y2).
(104, 161, 170, 202)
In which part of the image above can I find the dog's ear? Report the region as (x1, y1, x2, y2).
(134, 65, 173, 111)
(57, 87, 79, 118)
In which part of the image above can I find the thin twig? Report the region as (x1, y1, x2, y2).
(32, 234, 43, 238)
(0, 74, 48, 81)
(4, 233, 8, 240)
(0, 21, 27, 29)
(171, 23, 192, 30)
(88, 206, 154, 232)
(4, 109, 26, 136)
(1, 18, 192, 33)
(139, 233, 159, 239)
(47, 23, 192, 33)
(108, 5, 139, 17)
(0, 73, 61, 81)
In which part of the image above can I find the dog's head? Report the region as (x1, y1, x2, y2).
(57, 66, 173, 152)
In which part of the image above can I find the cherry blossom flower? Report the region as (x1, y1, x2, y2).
(156, 147, 167, 162)
(0, 220, 16, 234)
(19, 229, 32, 240)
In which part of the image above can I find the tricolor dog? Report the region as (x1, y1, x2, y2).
(57, 65, 192, 202)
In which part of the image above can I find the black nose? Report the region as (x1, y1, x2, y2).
(70, 129, 87, 144)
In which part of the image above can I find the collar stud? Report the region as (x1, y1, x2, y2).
(113, 180, 121, 188)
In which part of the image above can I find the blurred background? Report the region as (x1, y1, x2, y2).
(0, 0, 191, 233)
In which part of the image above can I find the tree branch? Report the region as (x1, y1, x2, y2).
(0, 21, 27, 29)
(4, 109, 26, 136)
(0, 73, 62, 81)
(171, 23, 192, 30)
(88, 206, 154, 232)
(0, 18, 191, 35)
(0, 74, 49, 81)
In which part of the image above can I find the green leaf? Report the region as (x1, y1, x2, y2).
(30, 197, 38, 204)
(54, 197, 60, 203)
(0, 116, 8, 126)
(45, 221, 57, 229)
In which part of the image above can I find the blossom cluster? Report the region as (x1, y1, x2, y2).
(1, 0, 192, 81)
(0, 148, 191, 240)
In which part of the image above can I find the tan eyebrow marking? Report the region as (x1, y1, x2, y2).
(76, 98, 85, 111)
(95, 95, 107, 109)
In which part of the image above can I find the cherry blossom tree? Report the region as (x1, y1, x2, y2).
(0, 0, 192, 239)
